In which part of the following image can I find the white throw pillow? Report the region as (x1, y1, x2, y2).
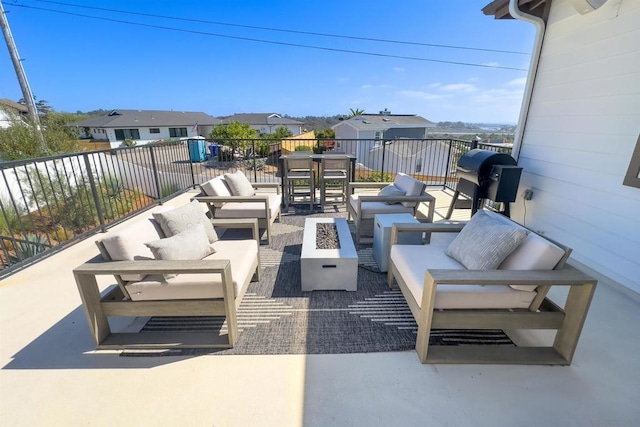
(224, 171, 255, 197)
(145, 224, 214, 261)
(377, 184, 406, 205)
(446, 211, 529, 270)
(201, 177, 232, 197)
(393, 173, 426, 207)
(152, 201, 218, 243)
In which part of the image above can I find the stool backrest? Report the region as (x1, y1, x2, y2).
(285, 156, 313, 171)
(321, 157, 350, 171)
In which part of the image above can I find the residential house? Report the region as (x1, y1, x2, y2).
(71, 109, 221, 148)
(483, 0, 640, 294)
(332, 112, 436, 162)
(221, 113, 304, 135)
(366, 139, 453, 178)
(0, 99, 29, 129)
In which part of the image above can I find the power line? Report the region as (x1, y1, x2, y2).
(9, 3, 528, 71)
(33, 0, 530, 56)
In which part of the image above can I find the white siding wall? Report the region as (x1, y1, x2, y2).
(512, 0, 640, 292)
(98, 126, 200, 148)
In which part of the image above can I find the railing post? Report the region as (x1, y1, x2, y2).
(83, 154, 106, 232)
(444, 139, 453, 189)
(149, 146, 163, 202)
(380, 140, 386, 181)
(252, 140, 258, 182)
(188, 142, 196, 189)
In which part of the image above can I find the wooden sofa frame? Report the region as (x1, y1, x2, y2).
(192, 182, 281, 245)
(73, 219, 261, 350)
(346, 181, 436, 244)
(387, 221, 597, 365)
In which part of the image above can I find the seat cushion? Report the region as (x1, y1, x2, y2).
(152, 200, 218, 243)
(224, 171, 255, 197)
(201, 176, 232, 197)
(349, 194, 415, 219)
(126, 239, 258, 301)
(393, 173, 426, 207)
(390, 245, 535, 309)
(445, 211, 529, 270)
(377, 184, 405, 204)
(215, 194, 282, 219)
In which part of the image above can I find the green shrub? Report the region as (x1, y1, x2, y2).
(294, 145, 312, 152)
(0, 197, 26, 235)
(160, 183, 181, 198)
(11, 233, 49, 261)
(357, 172, 392, 182)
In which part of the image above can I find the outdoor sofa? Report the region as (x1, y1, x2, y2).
(387, 209, 597, 365)
(192, 171, 282, 245)
(73, 201, 261, 350)
(347, 173, 436, 243)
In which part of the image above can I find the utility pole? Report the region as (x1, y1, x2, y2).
(0, 0, 47, 153)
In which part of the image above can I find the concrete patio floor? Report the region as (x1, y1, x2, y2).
(1, 189, 639, 426)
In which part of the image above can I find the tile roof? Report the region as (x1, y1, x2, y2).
(71, 109, 221, 128)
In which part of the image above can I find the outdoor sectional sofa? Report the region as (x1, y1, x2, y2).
(387, 209, 597, 365)
(73, 201, 261, 350)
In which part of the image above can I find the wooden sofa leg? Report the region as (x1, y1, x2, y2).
(553, 282, 596, 363)
(415, 272, 438, 363)
(221, 265, 238, 347)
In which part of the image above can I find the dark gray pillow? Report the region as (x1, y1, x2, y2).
(152, 201, 218, 243)
(378, 184, 406, 205)
(446, 211, 529, 270)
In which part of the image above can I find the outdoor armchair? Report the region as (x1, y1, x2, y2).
(386, 209, 597, 364)
(192, 172, 282, 245)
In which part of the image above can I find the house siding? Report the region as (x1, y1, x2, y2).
(512, 0, 640, 292)
(383, 128, 427, 139)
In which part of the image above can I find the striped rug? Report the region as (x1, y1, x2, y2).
(122, 211, 513, 356)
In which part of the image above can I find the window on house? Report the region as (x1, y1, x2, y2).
(114, 129, 141, 140)
(623, 133, 640, 189)
(149, 128, 160, 134)
(374, 131, 382, 140)
(415, 158, 422, 173)
(169, 127, 188, 138)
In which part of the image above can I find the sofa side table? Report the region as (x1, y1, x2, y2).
(373, 213, 422, 272)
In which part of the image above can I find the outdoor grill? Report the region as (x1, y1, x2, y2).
(446, 149, 522, 217)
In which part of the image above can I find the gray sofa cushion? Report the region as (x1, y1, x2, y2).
(145, 224, 214, 261)
(377, 184, 406, 205)
(152, 201, 218, 243)
(445, 211, 529, 270)
(201, 176, 232, 197)
(224, 171, 255, 197)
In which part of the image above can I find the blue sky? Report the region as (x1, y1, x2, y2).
(0, 0, 535, 123)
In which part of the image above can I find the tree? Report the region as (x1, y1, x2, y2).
(316, 128, 335, 139)
(18, 96, 52, 115)
(348, 108, 365, 117)
(269, 126, 293, 139)
(209, 121, 258, 153)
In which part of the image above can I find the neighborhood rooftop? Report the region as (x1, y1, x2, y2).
(72, 109, 221, 128)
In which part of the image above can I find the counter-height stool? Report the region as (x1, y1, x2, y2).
(320, 156, 350, 208)
(284, 156, 315, 211)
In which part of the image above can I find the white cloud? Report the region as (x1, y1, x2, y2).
(472, 88, 524, 103)
(429, 82, 441, 88)
(507, 77, 527, 86)
(467, 77, 479, 83)
(393, 67, 405, 72)
(397, 90, 446, 100)
(440, 83, 478, 93)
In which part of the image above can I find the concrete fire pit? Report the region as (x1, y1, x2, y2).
(301, 218, 358, 291)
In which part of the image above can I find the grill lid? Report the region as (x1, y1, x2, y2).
(457, 149, 517, 186)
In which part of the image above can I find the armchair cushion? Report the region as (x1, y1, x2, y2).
(224, 171, 255, 197)
(152, 200, 219, 243)
(126, 239, 258, 301)
(349, 194, 415, 219)
(201, 176, 232, 197)
(215, 194, 282, 219)
(145, 224, 214, 261)
(445, 211, 529, 270)
(377, 184, 406, 204)
(394, 173, 426, 207)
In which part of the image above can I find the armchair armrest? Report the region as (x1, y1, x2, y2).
(391, 221, 466, 245)
(192, 195, 270, 203)
(74, 259, 231, 276)
(347, 181, 391, 194)
(210, 218, 260, 242)
(252, 182, 281, 194)
(426, 264, 596, 287)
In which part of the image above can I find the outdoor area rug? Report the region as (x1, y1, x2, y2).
(121, 211, 514, 357)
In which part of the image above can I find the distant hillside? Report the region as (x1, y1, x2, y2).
(286, 115, 342, 132)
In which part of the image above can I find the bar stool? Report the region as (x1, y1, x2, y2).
(284, 156, 315, 211)
(320, 157, 350, 208)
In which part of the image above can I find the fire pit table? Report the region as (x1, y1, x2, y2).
(301, 218, 358, 291)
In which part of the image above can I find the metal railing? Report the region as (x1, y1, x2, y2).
(0, 137, 510, 276)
